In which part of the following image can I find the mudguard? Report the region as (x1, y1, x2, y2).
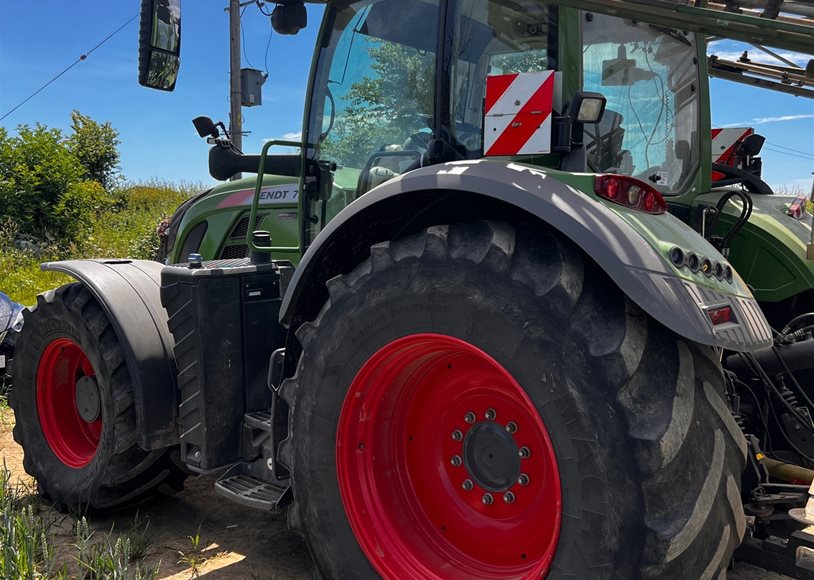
(40, 259, 179, 450)
(281, 160, 772, 352)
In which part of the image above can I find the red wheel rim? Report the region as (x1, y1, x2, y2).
(36, 338, 101, 468)
(337, 334, 561, 579)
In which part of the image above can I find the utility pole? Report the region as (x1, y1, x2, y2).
(229, 0, 243, 179)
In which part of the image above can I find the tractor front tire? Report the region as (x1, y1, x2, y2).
(10, 283, 187, 511)
(280, 222, 748, 579)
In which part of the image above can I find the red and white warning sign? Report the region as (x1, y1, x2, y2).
(711, 127, 754, 180)
(484, 71, 555, 157)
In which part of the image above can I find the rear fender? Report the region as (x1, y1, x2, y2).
(281, 160, 772, 352)
(41, 259, 178, 450)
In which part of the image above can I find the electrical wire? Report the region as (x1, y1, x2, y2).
(256, 0, 273, 17)
(765, 142, 814, 158)
(763, 145, 814, 161)
(240, 5, 255, 70)
(263, 18, 273, 76)
(0, 14, 138, 123)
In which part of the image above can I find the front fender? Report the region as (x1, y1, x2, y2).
(40, 259, 179, 450)
(282, 160, 771, 352)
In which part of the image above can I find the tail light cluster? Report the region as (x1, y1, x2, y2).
(594, 175, 667, 215)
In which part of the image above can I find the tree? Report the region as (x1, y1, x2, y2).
(0, 112, 119, 245)
(68, 110, 121, 192)
(0, 124, 84, 239)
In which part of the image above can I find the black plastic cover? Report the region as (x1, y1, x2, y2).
(160, 258, 291, 472)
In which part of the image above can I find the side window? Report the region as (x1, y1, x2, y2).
(316, 0, 439, 220)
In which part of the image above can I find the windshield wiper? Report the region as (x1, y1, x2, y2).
(649, 24, 692, 47)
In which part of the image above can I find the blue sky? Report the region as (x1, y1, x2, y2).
(0, 2, 811, 192)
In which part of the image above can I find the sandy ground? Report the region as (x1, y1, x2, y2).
(0, 406, 311, 579)
(0, 406, 791, 579)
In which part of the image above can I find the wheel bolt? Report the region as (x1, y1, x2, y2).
(506, 421, 517, 434)
(451, 429, 463, 441)
(450, 455, 462, 467)
(504, 491, 516, 504)
(464, 412, 476, 424)
(482, 493, 494, 505)
(519, 446, 531, 459)
(462, 479, 473, 491)
(518, 473, 530, 486)
(485, 408, 496, 421)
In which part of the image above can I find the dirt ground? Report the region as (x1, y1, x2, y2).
(0, 407, 791, 579)
(0, 408, 311, 579)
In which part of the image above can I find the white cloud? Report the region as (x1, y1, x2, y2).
(265, 131, 302, 142)
(708, 43, 811, 68)
(719, 114, 814, 128)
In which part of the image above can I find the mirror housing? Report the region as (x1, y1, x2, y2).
(139, 0, 182, 91)
(192, 116, 217, 139)
(271, 1, 307, 35)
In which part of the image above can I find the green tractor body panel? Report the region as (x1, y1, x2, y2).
(168, 174, 301, 265)
(693, 191, 814, 303)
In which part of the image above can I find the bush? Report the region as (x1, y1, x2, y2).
(0, 113, 123, 250)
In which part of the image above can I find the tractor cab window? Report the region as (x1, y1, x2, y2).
(582, 12, 701, 194)
(451, 1, 556, 158)
(308, 0, 439, 232)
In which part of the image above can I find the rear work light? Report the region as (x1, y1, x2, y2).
(594, 175, 668, 214)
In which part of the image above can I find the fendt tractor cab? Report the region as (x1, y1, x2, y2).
(8, 0, 814, 578)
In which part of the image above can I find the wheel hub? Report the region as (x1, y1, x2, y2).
(463, 421, 521, 491)
(36, 338, 102, 468)
(75, 375, 101, 422)
(337, 333, 562, 579)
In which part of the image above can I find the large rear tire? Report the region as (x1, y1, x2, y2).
(10, 283, 187, 511)
(279, 222, 748, 579)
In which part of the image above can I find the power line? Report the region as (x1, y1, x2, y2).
(763, 145, 814, 160)
(764, 141, 814, 158)
(0, 14, 138, 123)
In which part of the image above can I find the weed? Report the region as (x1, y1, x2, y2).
(73, 516, 159, 580)
(0, 463, 60, 578)
(177, 525, 207, 578)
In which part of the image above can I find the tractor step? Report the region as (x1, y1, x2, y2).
(214, 464, 291, 511)
(244, 410, 272, 431)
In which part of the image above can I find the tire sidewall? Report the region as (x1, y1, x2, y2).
(12, 293, 119, 506)
(291, 258, 638, 578)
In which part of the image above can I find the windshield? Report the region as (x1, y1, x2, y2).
(582, 12, 701, 194)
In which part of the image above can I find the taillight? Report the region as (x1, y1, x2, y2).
(594, 175, 668, 214)
(708, 305, 734, 326)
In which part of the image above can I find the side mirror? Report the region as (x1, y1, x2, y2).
(139, 0, 182, 91)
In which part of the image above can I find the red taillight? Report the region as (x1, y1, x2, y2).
(708, 306, 734, 326)
(594, 175, 668, 214)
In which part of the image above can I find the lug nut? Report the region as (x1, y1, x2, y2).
(504, 491, 516, 504)
(464, 412, 476, 424)
(482, 493, 494, 505)
(518, 473, 530, 486)
(450, 455, 462, 467)
(451, 429, 463, 441)
(485, 408, 496, 421)
(462, 479, 474, 491)
(519, 446, 531, 459)
(506, 421, 518, 434)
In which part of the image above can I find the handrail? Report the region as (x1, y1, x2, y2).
(247, 139, 302, 254)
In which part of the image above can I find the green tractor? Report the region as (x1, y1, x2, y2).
(9, 0, 814, 577)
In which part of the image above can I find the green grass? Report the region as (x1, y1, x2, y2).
(0, 463, 162, 579)
(1, 180, 199, 306)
